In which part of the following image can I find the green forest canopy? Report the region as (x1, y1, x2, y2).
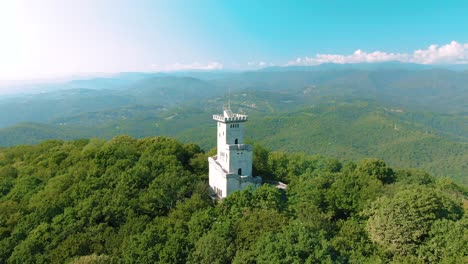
(0, 136, 466, 263)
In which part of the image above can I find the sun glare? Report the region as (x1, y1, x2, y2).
(0, 1, 40, 80)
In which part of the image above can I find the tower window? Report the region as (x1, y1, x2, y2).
(234, 138, 238, 144)
(238, 168, 242, 175)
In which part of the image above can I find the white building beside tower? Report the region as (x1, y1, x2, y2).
(208, 107, 262, 198)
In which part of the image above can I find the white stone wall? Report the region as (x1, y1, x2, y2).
(227, 148, 252, 176)
(209, 155, 260, 198)
(226, 175, 261, 195)
(225, 122, 245, 145)
(227, 176, 242, 194)
(208, 157, 228, 198)
(217, 122, 227, 157)
(217, 121, 247, 168)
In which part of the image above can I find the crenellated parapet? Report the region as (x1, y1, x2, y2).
(213, 114, 248, 123)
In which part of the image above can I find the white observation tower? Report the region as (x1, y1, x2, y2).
(208, 107, 262, 198)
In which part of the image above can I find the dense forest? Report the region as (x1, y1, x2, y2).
(0, 136, 466, 263)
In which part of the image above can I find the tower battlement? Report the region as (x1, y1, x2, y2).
(212, 113, 248, 123)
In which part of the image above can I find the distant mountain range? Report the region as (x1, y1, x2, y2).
(259, 61, 468, 72)
(1, 64, 466, 129)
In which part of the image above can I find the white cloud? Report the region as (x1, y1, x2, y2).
(151, 61, 224, 72)
(287, 41, 468, 66)
(412, 41, 468, 64)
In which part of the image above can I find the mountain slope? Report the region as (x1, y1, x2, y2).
(0, 76, 218, 128)
(2, 97, 464, 183)
(2, 67, 468, 129)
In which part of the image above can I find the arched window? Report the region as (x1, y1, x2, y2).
(238, 168, 242, 175)
(234, 138, 238, 144)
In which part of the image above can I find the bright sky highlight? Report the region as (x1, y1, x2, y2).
(1, 0, 467, 80)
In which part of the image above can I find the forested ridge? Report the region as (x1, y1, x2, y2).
(0, 136, 466, 263)
(1, 99, 466, 184)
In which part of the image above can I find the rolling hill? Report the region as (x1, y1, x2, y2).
(0, 66, 466, 183)
(0, 93, 466, 184)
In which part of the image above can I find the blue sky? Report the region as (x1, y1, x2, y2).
(1, 0, 468, 80)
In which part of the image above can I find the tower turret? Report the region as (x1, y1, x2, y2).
(208, 107, 261, 198)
